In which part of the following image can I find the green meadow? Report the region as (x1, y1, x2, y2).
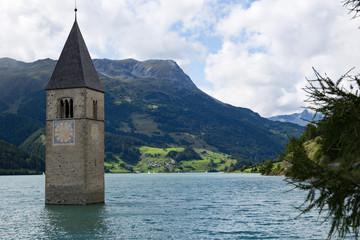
(104, 146, 237, 173)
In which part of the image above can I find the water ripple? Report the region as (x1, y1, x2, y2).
(0, 173, 350, 239)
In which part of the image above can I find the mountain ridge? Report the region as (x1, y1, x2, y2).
(0, 57, 303, 162)
(268, 109, 322, 126)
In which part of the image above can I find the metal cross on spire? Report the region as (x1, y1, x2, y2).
(74, 0, 78, 21)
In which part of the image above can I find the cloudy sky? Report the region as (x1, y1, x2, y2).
(1, 0, 360, 117)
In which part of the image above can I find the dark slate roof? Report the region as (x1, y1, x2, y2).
(45, 20, 105, 92)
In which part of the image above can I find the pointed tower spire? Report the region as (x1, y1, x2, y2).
(45, 15, 104, 92)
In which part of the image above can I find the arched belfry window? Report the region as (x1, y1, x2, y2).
(65, 99, 69, 118)
(93, 100, 98, 120)
(70, 99, 73, 118)
(58, 98, 73, 119)
(58, 100, 65, 118)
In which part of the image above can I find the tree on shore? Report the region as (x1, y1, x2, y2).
(260, 160, 273, 175)
(286, 69, 360, 239)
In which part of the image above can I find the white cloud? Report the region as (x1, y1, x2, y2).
(78, 0, 211, 68)
(1, 0, 360, 117)
(204, 0, 360, 116)
(0, 1, 71, 61)
(0, 0, 209, 63)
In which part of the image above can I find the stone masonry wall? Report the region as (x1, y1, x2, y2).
(46, 88, 104, 205)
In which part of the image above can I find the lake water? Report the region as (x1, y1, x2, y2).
(0, 173, 333, 239)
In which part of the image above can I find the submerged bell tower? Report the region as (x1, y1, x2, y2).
(45, 9, 105, 205)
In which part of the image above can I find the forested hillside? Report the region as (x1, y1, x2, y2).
(0, 57, 303, 173)
(0, 140, 44, 174)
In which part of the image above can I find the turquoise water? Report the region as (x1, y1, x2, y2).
(0, 173, 331, 239)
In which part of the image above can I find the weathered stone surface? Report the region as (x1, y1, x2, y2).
(46, 88, 104, 120)
(45, 88, 104, 205)
(46, 184, 86, 205)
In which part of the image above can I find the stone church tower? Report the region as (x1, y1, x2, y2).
(44, 16, 105, 205)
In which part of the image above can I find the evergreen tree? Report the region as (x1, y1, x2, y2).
(286, 69, 360, 239)
(168, 147, 202, 163)
(344, 0, 360, 18)
(260, 160, 273, 175)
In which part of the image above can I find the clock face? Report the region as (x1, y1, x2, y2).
(54, 120, 75, 144)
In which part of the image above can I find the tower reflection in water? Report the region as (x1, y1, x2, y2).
(43, 204, 112, 238)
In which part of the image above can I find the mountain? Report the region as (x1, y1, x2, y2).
(20, 128, 46, 159)
(0, 139, 44, 174)
(0, 57, 304, 163)
(268, 109, 322, 126)
(0, 58, 53, 145)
